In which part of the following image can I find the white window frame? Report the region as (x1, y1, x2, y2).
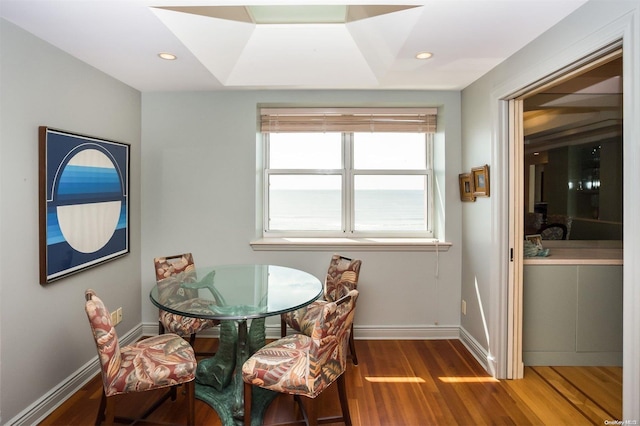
(262, 131, 434, 238)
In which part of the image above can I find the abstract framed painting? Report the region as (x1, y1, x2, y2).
(39, 127, 130, 284)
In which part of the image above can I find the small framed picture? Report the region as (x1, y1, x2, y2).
(459, 173, 475, 202)
(525, 234, 543, 250)
(472, 164, 490, 197)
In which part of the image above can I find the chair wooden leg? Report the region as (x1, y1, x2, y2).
(281, 317, 287, 337)
(104, 396, 116, 426)
(186, 380, 195, 426)
(170, 384, 178, 401)
(348, 325, 358, 365)
(337, 374, 352, 426)
(95, 390, 107, 426)
(189, 333, 197, 347)
(295, 395, 320, 426)
(159, 320, 165, 335)
(244, 382, 252, 426)
(306, 397, 318, 426)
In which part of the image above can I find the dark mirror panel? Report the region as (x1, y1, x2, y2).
(523, 57, 623, 240)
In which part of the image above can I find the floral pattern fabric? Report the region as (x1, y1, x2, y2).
(546, 214, 572, 239)
(242, 289, 358, 398)
(539, 223, 568, 240)
(159, 307, 216, 336)
(154, 253, 219, 336)
(155, 253, 196, 281)
(85, 289, 196, 397)
(284, 283, 350, 336)
(282, 254, 361, 334)
(324, 255, 362, 302)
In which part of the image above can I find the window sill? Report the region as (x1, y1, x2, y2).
(250, 237, 452, 252)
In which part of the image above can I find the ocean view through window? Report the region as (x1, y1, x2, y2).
(269, 189, 426, 231)
(261, 107, 436, 238)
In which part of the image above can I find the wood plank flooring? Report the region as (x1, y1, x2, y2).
(39, 339, 621, 426)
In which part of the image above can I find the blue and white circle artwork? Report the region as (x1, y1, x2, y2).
(56, 149, 122, 253)
(43, 129, 129, 282)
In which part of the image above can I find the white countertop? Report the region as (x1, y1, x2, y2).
(523, 240, 623, 265)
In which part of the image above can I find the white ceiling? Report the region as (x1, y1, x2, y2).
(0, 0, 589, 92)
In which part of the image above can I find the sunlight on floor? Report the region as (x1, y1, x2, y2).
(439, 376, 499, 383)
(364, 375, 499, 384)
(364, 376, 426, 383)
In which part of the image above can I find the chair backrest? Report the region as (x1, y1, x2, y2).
(324, 254, 362, 302)
(307, 288, 359, 377)
(85, 289, 121, 393)
(524, 212, 544, 234)
(546, 214, 572, 239)
(539, 223, 568, 240)
(154, 253, 198, 303)
(154, 253, 195, 281)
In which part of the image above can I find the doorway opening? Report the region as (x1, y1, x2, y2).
(506, 44, 623, 380)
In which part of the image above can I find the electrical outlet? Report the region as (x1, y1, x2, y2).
(111, 307, 122, 326)
(461, 300, 467, 316)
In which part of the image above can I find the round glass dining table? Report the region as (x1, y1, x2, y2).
(149, 264, 322, 426)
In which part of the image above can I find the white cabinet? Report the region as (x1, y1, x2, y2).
(523, 264, 622, 366)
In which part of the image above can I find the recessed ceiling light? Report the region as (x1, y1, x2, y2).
(415, 51, 433, 60)
(158, 52, 177, 60)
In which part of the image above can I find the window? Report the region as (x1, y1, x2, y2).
(261, 108, 436, 238)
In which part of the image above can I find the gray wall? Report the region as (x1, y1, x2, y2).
(140, 90, 463, 337)
(0, 20, 141, 423)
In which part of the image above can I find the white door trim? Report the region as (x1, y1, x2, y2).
(507, 98, 525, 379)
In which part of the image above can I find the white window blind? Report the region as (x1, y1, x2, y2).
(261, 107, 437, 133)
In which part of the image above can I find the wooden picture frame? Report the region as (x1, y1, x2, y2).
(459, 173, 475, 202)
(525, 234, 543, 250)
(39, 127, 130, 284)
(472, 164, 490, 197)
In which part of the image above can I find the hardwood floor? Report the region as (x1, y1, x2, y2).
(39, 338, 621, 426)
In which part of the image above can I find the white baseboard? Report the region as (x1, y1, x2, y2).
(12, 322, 470, 426)
(6, 325, 143, 426)
(354, 325, 460, 340)
(459, 325, 491, 373)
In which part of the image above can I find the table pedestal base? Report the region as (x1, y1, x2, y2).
(195, 318, 276, 426)
(196, 383, 277, 426)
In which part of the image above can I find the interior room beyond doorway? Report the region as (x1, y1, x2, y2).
(523, 56, 623, 241)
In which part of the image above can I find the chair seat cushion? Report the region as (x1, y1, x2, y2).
(159, 298, 219, 336)
(242, 333, 342, 398)
(106, 334, 196, 397)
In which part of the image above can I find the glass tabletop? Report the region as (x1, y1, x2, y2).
(150, 264, 323, 320)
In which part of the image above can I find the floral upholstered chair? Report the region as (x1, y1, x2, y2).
(538, 223, 568, 240)
(84, 289, 196, 425)
(281, 254, 362, 364)
(154, 253, 219, 354)
(243, 287, 359, 426)
(544, 214, 573, 239)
